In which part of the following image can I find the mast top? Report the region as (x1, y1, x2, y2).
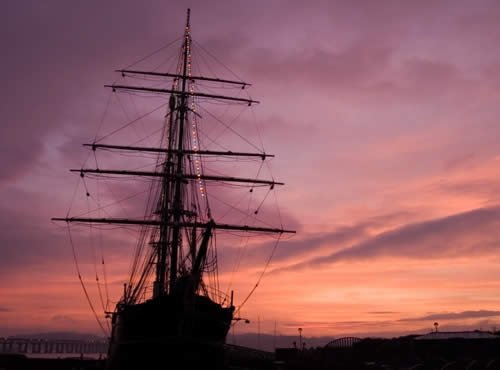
(186, 8, 191, 29)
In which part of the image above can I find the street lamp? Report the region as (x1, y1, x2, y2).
(298, 327, 302, 350)
(232, 317, 250, 345)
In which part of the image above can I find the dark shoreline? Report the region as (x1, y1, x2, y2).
(0, 353, 105, 370)
(3, 334, 500, 370)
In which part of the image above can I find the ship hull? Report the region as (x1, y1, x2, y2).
(105, 295, 234, 370)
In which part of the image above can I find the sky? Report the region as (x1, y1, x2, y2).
(2, 0, 500, 346)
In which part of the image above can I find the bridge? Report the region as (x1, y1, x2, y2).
(325, 336, 362, 349)
(0, 338, 108, 355)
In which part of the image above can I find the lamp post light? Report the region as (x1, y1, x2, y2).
(298, 327, 302, 351)
(232, 317, 250, 345)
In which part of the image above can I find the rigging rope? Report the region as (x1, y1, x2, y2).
(95, 101, 168, 143)
(234, 234, 282, 316)
(95, 163, 111, 313)
(198, 105, 263, 152)
(120, 82, 154, 147)
(67, 225, 109, 336)
(93, 92, 113, 143)
(250, 105, 266, 153)
(122, 36, 183, 71)
(192, 39, 246, 83)
(85, 186, 109, 328)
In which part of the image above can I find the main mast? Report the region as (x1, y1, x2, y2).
(164, 8, 191, 296)
(52, 8, 295, 305)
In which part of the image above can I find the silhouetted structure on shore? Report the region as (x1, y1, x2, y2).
(274, 330, 500, 369)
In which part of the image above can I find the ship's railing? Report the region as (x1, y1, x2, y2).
(130, 281, 233, 306)
(205, 285, 233, 306)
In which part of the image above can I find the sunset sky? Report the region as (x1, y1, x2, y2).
(2, 0, 500, 344)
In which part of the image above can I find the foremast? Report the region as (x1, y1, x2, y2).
(52, 8, 295, 307)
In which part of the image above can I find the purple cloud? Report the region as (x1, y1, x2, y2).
(400, 310, 500, 322)
(275, 205, 500, 272)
